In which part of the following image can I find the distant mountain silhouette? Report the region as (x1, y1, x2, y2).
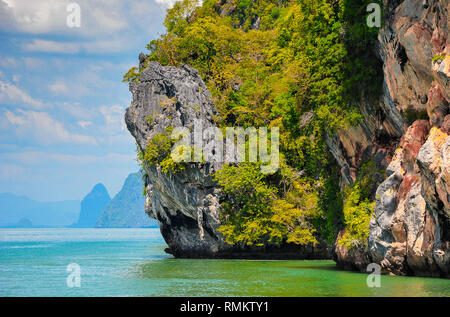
(71, 183, 111, 228)
(96, 173, 158, 228)
(15, 217, 33, 228)
(0, 193, 79, 227)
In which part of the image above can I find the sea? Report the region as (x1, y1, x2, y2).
(0, 228, 449, 297)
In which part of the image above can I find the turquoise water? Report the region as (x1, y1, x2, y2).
(0, 228, 449, 297)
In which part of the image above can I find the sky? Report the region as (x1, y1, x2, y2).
(0, 0, 175, 201)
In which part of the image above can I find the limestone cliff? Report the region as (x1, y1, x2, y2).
(125, 60, 329, 259)
(333, 0, 449, 277)
(124, 0, 448, 270)
(125, 61, 225, 257)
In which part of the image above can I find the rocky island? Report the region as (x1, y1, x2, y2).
(124, 0, 448, 277)
(125, 61, 329, 259)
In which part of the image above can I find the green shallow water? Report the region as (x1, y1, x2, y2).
(0, 228, 449, 297)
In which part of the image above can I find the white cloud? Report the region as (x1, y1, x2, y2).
(23, 39, 80, 54)
(22, 57, 45, 70)
(2, 0, 13, 8)
(0, 56, 45, 70)
(0, 0, 66, 34)
(0, 151, 134, 166)
(86, 2, 128, 32)
(0, 0, 131, 36)
(154, 0, 179, 8)
(77, 120, 92, 128)
(0, 56, 18, 68)
(155, 0, 202, 8)
(60, 102, 93, 119)
(5, 111, 25, 125)
(1, 0, 167, 55)
(0, 80, 43, 109)
(2, 109, 97, 145)
(0, 2, 169, 65)
(100, 104, 126, 131)
(82, 39, 127, 54)
(0, 163, 25, 179)
(5, 110, 25, 124)
(49, 81, 69, 95)
(22, 38, 133, 55)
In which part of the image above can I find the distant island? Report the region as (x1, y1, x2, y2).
(96, 173, 158, 228)
(2, 217, 34, 228)
(0, 193, 79, 227)
(70, 183, 111, 228)
(15, 218, 33, 228)
(0, 172, 158, 229)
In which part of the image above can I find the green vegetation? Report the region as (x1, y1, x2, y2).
(337, 159, 381, 247)
(122, 66, 140, 83)
(432, 53, 446, 63)
(129, 0, 384, 249)
(338, 184, 375, 248)
(145, 114, 155, 126)
(160, 145, 188, 174)
(136, 126, 188, 175)
(403, 106, 429, 126)
(214, 162, 322, 246)
(137, 129, 174, 167)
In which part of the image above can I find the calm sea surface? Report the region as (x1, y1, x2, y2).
(0, 228, 449, 297)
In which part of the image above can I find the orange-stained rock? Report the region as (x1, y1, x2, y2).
(334, 0, 450, 277)
(369, 122, 449, 277)
(399, 120, 430, 174)
(426, 83, 449, 127)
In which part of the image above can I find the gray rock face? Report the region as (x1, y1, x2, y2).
(333, 0, 450, 277)
(416, 128, 450, 275)
(368, 123, 450, 277)
(125, 61, 227, 257)
(328, 0, 449, 186)
(333, 230, 371, 272)
(365, 0, 450, 277)
(125, 61, 330, 259)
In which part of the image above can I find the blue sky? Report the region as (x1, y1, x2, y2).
(0, 0, 174, 201)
